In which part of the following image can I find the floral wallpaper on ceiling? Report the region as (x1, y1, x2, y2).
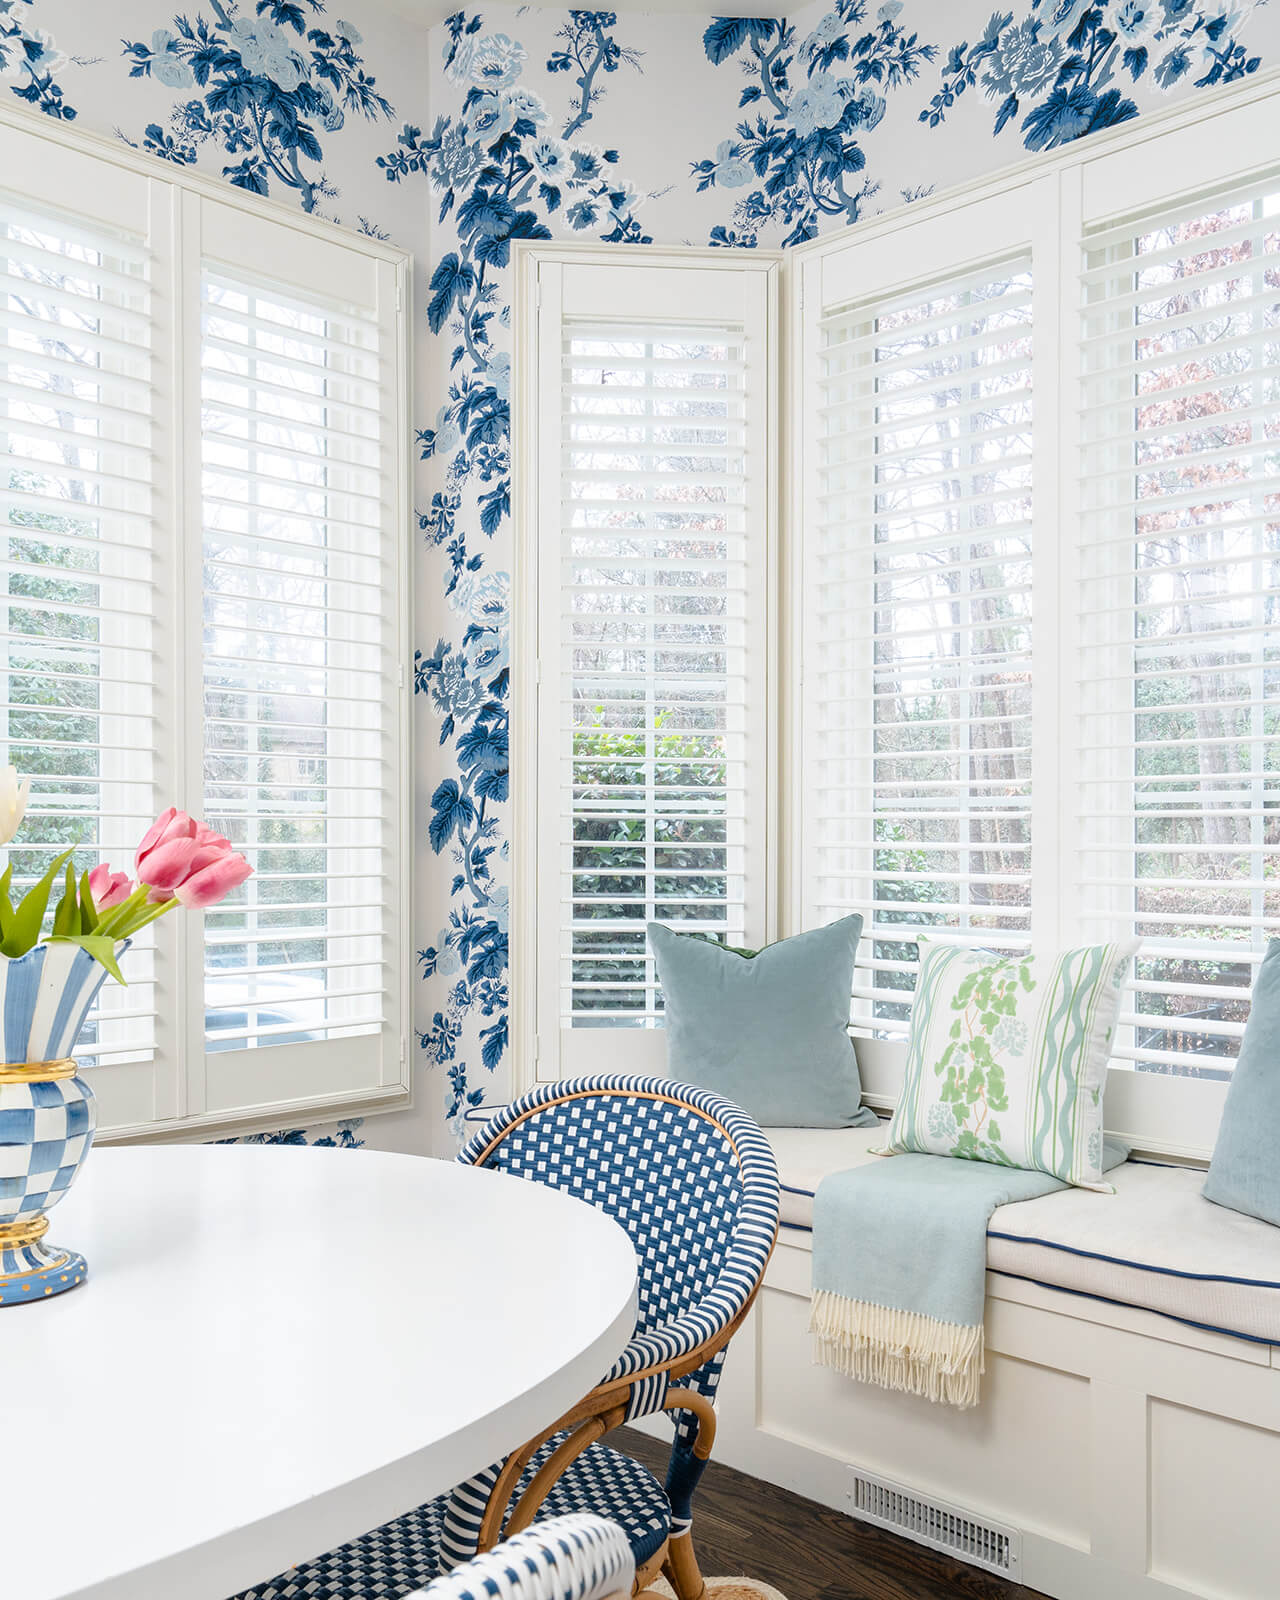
(692, 2, 937, 246)
(922, 0, 1265, 150)
(0, 0, 1275, 1151)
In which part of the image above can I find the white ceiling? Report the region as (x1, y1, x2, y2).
(376, 0, 785, 28)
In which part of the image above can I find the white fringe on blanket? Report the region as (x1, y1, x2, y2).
(809, 1288, 985, 1410)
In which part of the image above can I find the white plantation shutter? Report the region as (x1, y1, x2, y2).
(1076, 175, 1280, 1082)
(0, 114, 409, 1136)
(523, 257, 775, 1081)
(809, 254, 1036, 1039)
(0, 187, 163, 1115)
(199, 268, 399, 1087)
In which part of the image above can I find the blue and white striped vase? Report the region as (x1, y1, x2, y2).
(0, 943, 111, 1307)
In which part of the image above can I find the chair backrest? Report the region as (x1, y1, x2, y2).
(458, 1074, 780, 1353)
(411, 1512, 634, 1600)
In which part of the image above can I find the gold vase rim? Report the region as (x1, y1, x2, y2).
(0, 1058, 78, 1083)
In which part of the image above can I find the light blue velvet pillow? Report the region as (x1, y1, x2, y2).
(1204, 939, 1280, 1226)
(647, 916, 878, 1129)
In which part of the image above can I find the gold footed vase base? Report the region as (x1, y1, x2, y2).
(0, 1215, 88, 1306)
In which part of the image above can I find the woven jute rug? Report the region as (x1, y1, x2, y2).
(649, 1580, 788, 1600)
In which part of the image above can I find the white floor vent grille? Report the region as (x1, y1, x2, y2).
(846, 1466, 1022, 1578)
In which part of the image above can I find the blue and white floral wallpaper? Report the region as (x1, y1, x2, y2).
(2, 0, 1275, 1152)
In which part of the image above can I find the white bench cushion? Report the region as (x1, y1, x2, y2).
(765, 1126, 1280, 1347)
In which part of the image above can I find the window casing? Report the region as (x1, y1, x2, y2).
(514, 252, 777, 1083)
(0, 109, 411, 1139)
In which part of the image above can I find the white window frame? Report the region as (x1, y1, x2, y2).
(1, 103, 413, 1143)
(791, 69, 1280, 1160)
(510, 244, 780, 1090)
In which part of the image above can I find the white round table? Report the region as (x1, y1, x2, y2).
(4, 1145, 639, 1600)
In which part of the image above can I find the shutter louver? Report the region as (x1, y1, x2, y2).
(0, 200, 158, 1069)
(200, 273, 392, 1055)
(815, 262, 1035, 1037)
(560, 323, 749, 1028)
(1078, 180, 1280, 1079)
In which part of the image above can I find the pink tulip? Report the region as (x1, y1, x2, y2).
(88, 863, 133, 910)
(174, 851, 253, 909)
(136, 807, 197, 878)
(137, 835, 203, 892)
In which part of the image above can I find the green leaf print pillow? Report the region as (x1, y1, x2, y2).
(880, 937, 1139, 1192)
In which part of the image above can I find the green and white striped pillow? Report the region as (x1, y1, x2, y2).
(881, 938, 1138, 1192)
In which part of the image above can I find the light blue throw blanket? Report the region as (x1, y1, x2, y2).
(810, 1142, 1128, 1408)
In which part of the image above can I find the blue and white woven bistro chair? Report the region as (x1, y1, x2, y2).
(228, 1075, 779, 1600)
(442, 1074, 780, 1599)
(407, 1514, 634, 1600)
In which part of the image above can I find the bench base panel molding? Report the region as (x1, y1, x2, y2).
(706, 1238, 1280, 1600)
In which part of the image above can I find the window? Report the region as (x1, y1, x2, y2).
(795, 85, 1279, 1151)
(1078, 178, 1280, 1083)
(515, 254, 776, 1081)
(813, 259, 1035, 1037)
(0, 110, 410, 1138)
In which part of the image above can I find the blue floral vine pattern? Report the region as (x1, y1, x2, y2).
(380, 11, 649, 1135)
(693, 2, 936, 247)
(922, 0, 1265, 151)
(215, 1118, 366, 1147)
(0, 0, 74, 118)
(120, 0, 393, 211)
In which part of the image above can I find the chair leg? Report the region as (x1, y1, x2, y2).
(661, 1529, 707, 1600)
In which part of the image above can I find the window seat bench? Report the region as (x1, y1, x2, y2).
(765, 1125, 1280, 1347)
(699, 1123, 1280, 1600)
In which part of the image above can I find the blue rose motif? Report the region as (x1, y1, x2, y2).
(469, 91, 517, 143)
(148, 31, 194, 89)
(788, 73, 846, 137)
(529, 135, 573, 181)
(1035, 0, 1094, 38)
(807, 11, 844, 46)
(229, 16, 304, 92)
(489, 886, 510, 935)
(505, 87, 548, 127)
(435, 932, 462, 978)
(433, 404, 460, 456)
(712, 139, 752, 188)
(334, 19, 363, 46)
(487, 351, 512, 402)
(469, 32, 527, 89)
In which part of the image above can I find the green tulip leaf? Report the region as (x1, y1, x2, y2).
(51, 864, 77, 940)
(78, 870, 98, 934)
(1, 848, 75, 957)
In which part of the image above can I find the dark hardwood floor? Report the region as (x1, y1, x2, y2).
(616, 1429, 1049, 1600)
